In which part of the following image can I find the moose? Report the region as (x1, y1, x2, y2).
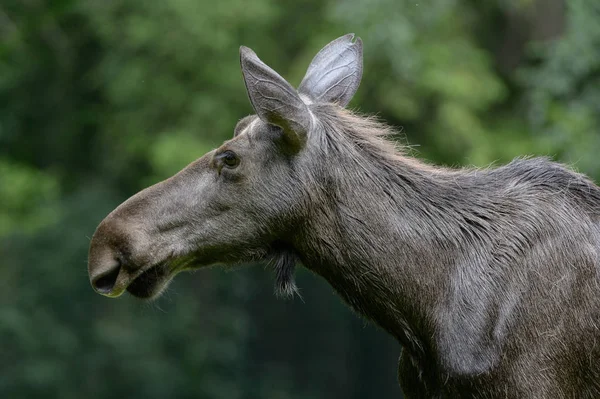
(88, 34, 600, 397)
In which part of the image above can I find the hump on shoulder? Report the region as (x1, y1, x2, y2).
(500, 157, 600, 199)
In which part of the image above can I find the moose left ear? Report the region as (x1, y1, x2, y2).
(240, 46, 310, 148)
(298, 33, 363, 107)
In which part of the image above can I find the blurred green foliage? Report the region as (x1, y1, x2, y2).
(1, 0, 599, 397)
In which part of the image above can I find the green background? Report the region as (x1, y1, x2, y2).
(1, 0, 599, 397)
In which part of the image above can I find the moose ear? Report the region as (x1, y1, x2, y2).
(298, 33, 363, 107)
(240, 46, 310, 147)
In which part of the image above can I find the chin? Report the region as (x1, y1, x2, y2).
(125, 263, 175, 299)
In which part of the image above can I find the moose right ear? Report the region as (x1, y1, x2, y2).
(298, 34, 363, 107)
(240, 46, 310, 149)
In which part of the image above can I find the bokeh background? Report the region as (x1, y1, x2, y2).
(1, 0, 599, 397)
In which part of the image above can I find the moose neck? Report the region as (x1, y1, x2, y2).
(291, 109, 464, 358)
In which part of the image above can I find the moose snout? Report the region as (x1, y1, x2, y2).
(88, 216, 145, 298)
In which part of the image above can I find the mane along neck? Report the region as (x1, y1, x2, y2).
(292, 107, 600, 380)
(293, 106, 462, 357)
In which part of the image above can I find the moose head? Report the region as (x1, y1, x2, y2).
(87, 34, 363, 299)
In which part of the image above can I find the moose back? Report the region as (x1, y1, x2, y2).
(87, 34, 600, 398)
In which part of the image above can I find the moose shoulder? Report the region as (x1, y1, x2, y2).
(87, 34, 600, 398)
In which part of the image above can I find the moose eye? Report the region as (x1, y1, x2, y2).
(219, 150, 239, 168)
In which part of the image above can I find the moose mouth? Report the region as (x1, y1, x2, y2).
(126, 263, 172, 299)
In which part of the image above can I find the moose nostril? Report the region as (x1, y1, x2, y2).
(92, 264, 121, 294)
